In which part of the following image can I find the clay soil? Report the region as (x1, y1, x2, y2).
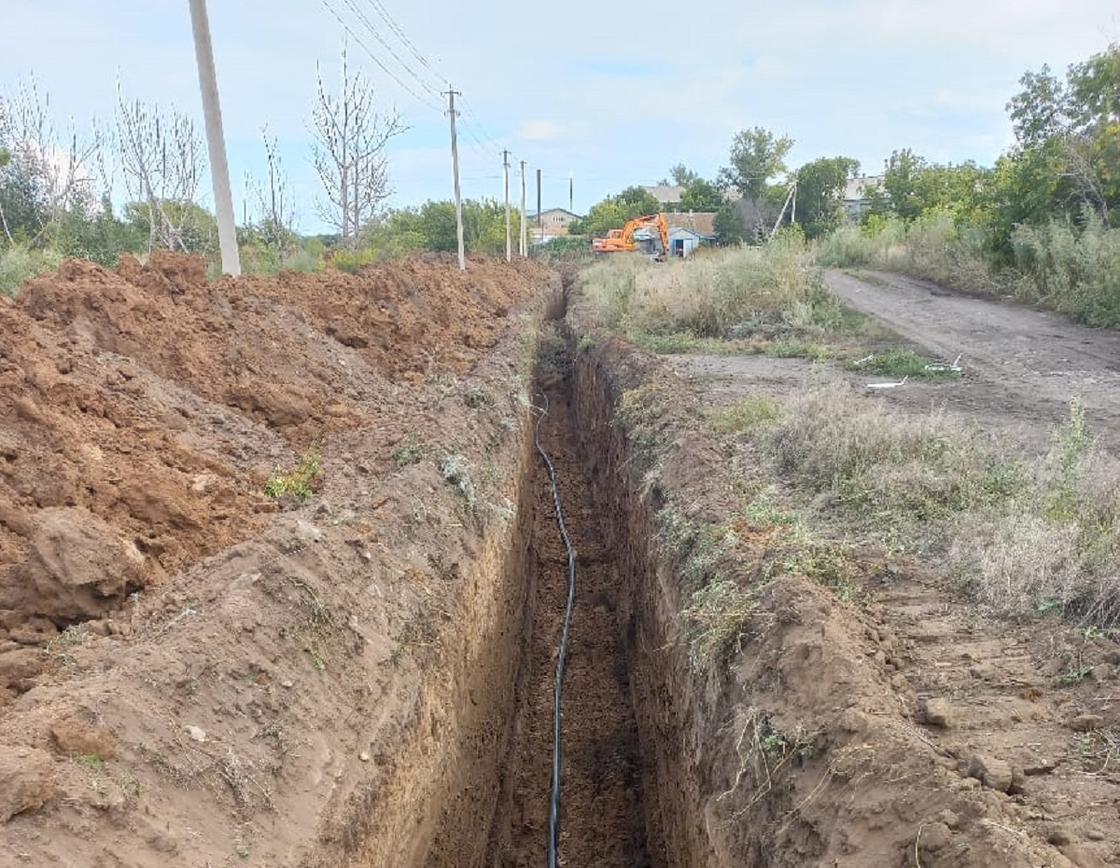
(0, 251, 556, 867)
(485, 339, 651, 867)
(0, 252, 542, 692)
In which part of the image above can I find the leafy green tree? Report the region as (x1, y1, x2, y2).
(714, 202, 745, 244)
(870, 149, 927, 220)
(667, 163, 701, 186)
(568, 186, 660, 236)
(679, 179, 724, 211)
(792, 156, 859, 238)
(719, 127, 794, 199)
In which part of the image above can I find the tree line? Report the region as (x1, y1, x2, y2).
(571, 42, 1119, 260)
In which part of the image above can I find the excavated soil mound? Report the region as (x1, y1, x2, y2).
(0, 253, 543, 702)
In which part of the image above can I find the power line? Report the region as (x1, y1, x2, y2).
(362, 0, 447, 86)
(338, 0, 440, 97)
(318, 0, 442, 111)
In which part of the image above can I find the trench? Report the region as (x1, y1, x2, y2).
(482, 335, 654, 866)
(386, 307, 704, 868)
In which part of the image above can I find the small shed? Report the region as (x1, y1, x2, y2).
(665, 212, 717, 258)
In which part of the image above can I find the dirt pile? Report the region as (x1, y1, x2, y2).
(0, 253, 545, 703)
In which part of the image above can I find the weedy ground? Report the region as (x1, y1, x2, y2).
(585, 242, 1120, 661)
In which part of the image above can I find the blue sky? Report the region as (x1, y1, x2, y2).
(3, 0, 1118, 231)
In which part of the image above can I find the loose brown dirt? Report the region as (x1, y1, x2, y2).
(0, 251, 560, 868)
(485, 336, 652, 867)
(1, 252, 543, 698)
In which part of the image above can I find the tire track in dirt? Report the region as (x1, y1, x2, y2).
(825, 269, 1120, 452)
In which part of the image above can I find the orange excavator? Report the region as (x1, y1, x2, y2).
(592, 213, 669, 259)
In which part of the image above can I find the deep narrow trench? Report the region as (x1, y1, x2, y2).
(484, 331, 654, 867)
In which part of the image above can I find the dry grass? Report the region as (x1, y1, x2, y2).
(581, 235, 860, 342)
(761, 387, 1120, 625)
(815, 214, 1120, 328)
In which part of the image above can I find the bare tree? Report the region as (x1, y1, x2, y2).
(249, 128, 297, 250)
(0, 74, 102, 244)
(310, 46, 405, 246)
(115, 89, 207, 253)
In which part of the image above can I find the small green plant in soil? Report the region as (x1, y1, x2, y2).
(708, 395, 781, 434)
(846, 348, 962, 381)
(440, 453, 477, 510)
(391, 438, 432, 468)
(264, 449, 322, 501)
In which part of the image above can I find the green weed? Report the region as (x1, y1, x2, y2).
(846, 348, 962, 381)
(708, 395, 781, 435)
(391, 438, 432, 468)
(440, 454, 477, 510)
(264, 449, 322, 501)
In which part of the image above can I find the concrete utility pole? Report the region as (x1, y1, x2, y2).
(569, 173, 574, 214)
(188, 0, 240, 277)
(502, 149, 511, 263)
(444, 88, 466, 270)
(536, 168, 543, 238)
(519, 160, 527, 256)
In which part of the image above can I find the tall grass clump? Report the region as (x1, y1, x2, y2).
(765, 384, 1000, 521)
(816, 212, 1120, 328)
(582, 233, 852, 341)
(814, 212, 999, 295)
(949, 400, 1120, 625)
(1010, 217, 1120, 327)
(762, 385, 1120, 625)
(0, 245, 64, 297)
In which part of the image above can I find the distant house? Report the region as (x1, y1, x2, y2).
(642, 185, 684, 208)
(529, 207, 582, 242)
(634, 211, 718, 258)
(843, 176, 882, 219)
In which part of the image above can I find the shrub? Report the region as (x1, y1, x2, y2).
(0, 245, 63, 296)
(582, 234, 854, 341)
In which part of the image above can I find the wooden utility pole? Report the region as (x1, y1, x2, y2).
(536, 168, 542, 238)
(519, 160, 527, 256)
(502, 149, 511, 262)
(188, 0, 241, 276)
(444, 88, 466, 270)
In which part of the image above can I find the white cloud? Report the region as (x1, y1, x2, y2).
(518, 120, 561, 142)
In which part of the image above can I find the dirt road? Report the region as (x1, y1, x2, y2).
(824, 269, 1120, 451)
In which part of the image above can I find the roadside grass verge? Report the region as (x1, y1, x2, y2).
(762, 388, 1120, 625)
(581, 233, 865, 346)
(815, 213, 1120, 328)
(846, 349, 961, 381)
(581, 238, 962, 380)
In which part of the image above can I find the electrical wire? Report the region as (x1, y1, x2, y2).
(362, 0, 447, 85)
(533, 392, 577, 868)
(338, 0, 440, 96)
(317, 0, 442, 111)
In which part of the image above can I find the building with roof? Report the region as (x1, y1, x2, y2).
(843, 176, 882, 219)
(642, 185, 684, 208)
(528, 207, 582, 242)
(633, 211, 718, 258)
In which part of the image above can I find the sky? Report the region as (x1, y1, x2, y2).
(2, 0, 1118, 232)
